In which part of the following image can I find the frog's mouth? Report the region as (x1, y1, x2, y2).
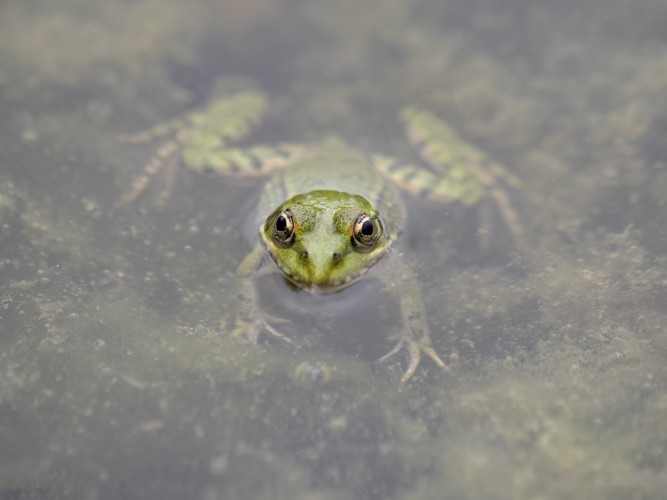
(264, 250, 371, 293)
(281, 268, 369, 294)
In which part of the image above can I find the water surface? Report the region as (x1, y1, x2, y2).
(1, 0, 666, 498)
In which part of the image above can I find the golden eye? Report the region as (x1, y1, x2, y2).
(352, 213, 381, 251)
(272, 209, 295, 247)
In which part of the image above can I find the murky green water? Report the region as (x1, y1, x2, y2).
(1, 0, 666, 498)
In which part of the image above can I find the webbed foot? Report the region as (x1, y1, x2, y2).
(232, 316, 297, 346)
(378, 337, 451, 386)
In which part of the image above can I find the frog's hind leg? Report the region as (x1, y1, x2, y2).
(116, 113, 203, 207)
(400, 106, 525, 242)
(116, 138, 183, 207)
(116, 90, 268, 206)
(184, 143, 311, 179)
(116, 116, 191, 144)
(116, 90, 265, 145)
(373, 154, 480, 205)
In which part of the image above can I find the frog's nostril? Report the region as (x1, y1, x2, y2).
(301, 251, 309, 259)
(332, 252, 341, 260)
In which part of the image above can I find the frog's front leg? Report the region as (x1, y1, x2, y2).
(232, 248, 296, 345)
(376, 252, 451, 385)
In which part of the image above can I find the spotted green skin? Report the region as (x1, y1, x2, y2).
(119, 88, 523, 384)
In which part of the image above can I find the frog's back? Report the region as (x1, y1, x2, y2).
(256, 145, 405, 230)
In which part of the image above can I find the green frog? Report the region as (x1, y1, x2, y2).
(118, 88, 522, 385)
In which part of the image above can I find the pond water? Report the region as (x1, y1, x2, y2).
(1, 0, 666, 499)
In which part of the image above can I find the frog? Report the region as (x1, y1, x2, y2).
(117, 87, 523, 385)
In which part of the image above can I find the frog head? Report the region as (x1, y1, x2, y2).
(259, 190, 390, 292)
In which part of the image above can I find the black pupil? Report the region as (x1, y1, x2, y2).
(276, 215, 287, 232)
(361, 220, 374, 236)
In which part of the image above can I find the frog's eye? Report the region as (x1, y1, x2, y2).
(352, 213, 381, 252)
(272, 209, 295, 247)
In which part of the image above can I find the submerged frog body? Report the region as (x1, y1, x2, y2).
(118, 88, 523, 385)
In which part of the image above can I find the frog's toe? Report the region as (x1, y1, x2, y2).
(262, 313, 293, 327)
(420, 344, 452, 374)
(377, 338, 405, 364)
(378, 338, 451, 385)
(233, 317, 297, 346)
(376, 339, 421, 385)
(400, 341, 422, 386)
(262, 321, 298, 346)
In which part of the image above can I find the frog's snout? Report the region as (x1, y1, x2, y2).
(301, 247, 342, 286)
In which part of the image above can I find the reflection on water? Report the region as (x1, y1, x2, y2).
(1, 0, 667, 498)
